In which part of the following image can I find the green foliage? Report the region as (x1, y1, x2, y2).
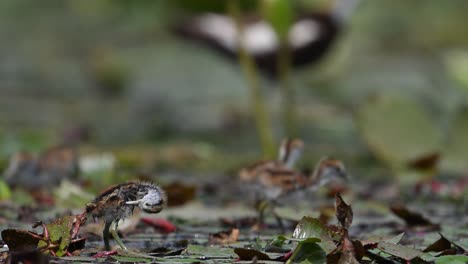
(435, 255, 468, 264)
(261, 0, 294, 41)
(445, 50, 468, 91)
(287, 239, 326, 264)
(356, 94, 441, 166)
(442, 107, 468, 173)
(0, 179, 11, 201)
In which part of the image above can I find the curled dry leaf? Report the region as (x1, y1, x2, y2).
(208, 228, 240, 245)
(335, 193, 353, 230)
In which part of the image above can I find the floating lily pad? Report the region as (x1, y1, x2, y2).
(377, 242, 422, 261)
(435, 255, 468, 264)
(287, 238, 326, 264)
(292, 217, 336, 254)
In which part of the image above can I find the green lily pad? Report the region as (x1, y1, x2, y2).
(292, 217, 336, 253)
(435, 255, 468, 264)
(287, 239, 326, 264)
(186, 244, 235, 258)
(377, 241, 422, 261)
(356, 94, 440, 166)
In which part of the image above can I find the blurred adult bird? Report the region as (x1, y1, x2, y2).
(174, 0, 359, 77)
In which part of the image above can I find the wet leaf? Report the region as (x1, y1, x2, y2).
(287, 239, 326, 264)
(266, 235, 291, 253)
(435, 255, 468, 264)
(377, 241, 422, 261)
(186, 244, 235, 258)
(390, 204, 438, 228)
(37, 216, 76, 256)
(292, 217, 336, 253)
(112, 255, 153, 263)
(335, 193, 353, 230)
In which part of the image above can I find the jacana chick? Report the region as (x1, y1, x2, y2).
(253, 157, 347, 230)
(239, 138, 304, 183)
(86, 182, 167, 251)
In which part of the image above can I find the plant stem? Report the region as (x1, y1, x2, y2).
(227, 0, 275, 158)
(277, 42, 298, 137)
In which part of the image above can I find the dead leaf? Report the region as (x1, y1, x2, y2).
(407, 152, 440, 170)
(424, 234, 452, 253)
(1, 229, 41, 252)
(234, 248, 272, 261)
(208, 228, 240, 245)
(390, 203, 439, 229)
(335, 193, 353, 230)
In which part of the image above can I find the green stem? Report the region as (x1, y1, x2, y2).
(277, 42, 297, 137)
(227, 0, 275, 158)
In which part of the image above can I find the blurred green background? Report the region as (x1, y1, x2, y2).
(1, 0, 468, 180)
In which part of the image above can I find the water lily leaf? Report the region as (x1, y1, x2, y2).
(292, 217, 332, 240)
(112, 255, 153, 263)
(186, 244, 235, 258)
(37, 216, 77, 257)
(287, 240, 326, 264)
(266, 235, 292, 253)
(435, 255, 468, 264)
(356, 94, 440, 166)
(292, 217, 336, 253)
(362, 233, 405, 247)
(377, 242, 422, 261)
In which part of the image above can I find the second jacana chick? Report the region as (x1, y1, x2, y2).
(86, 182, 167, 251)
(239, 138, 304, 183)
(254, 157, 348, 230)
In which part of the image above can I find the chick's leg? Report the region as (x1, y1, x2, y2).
(103, 221, 112, 250)
(110, 220, 128, 251)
